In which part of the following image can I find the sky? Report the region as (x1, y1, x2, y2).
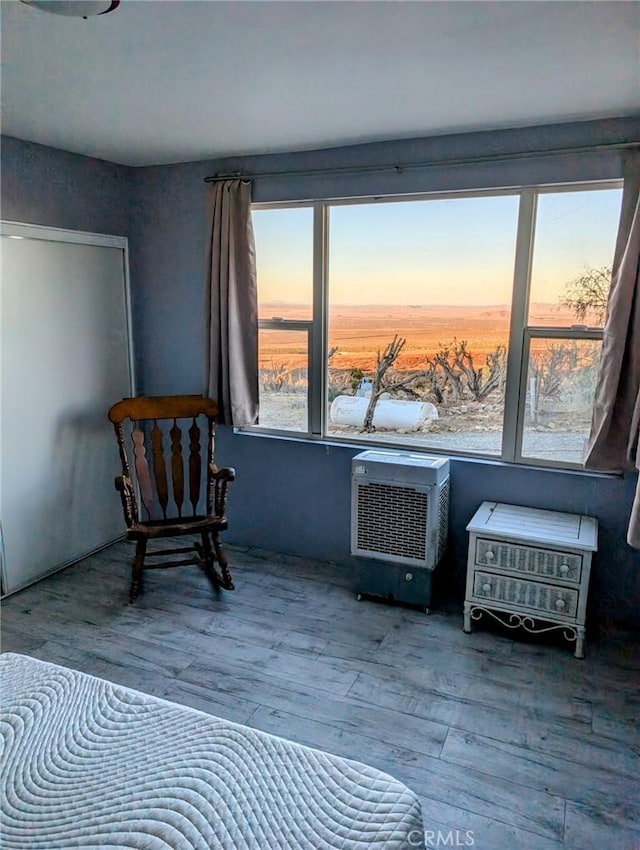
(252, 187, 622, 308)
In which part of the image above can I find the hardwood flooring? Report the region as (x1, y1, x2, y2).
(1, 540, 638, 850)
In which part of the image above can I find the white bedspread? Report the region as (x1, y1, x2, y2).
(0, 653, 424, 849)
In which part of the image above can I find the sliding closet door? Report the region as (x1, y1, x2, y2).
(0, 223, 134, 594)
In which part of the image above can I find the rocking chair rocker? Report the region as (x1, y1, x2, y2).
(108, 395, 235, 602)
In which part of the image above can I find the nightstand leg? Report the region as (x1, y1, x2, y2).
(574, 626, 586, 659)
(463, 602, 472, 634)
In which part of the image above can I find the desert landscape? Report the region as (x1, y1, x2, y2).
(258, 302, 580, 373)
(257, 302, 596, 464)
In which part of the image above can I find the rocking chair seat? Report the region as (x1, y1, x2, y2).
(108, 395, 235, 601)
(126, 515, 229, 539)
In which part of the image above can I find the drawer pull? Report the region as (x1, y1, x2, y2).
(555, 598, 566, 610)
(485, 550, 495, 561)
(559, 564, 570, 575)
(482, 583, 492, 593)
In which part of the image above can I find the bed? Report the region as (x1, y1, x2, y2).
(0, 653, 425, 849)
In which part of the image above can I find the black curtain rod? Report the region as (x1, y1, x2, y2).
(204, 141, 638, 183)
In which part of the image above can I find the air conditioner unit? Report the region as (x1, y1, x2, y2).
(351, 450, 450, 611)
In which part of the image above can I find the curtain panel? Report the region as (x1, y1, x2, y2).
(585, 151, 640, 547)
(205, 179, 259, 428)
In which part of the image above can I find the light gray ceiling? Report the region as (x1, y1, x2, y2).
(1, 0, 639, 167)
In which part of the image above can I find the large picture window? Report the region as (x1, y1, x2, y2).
(251, 182, 623, 469)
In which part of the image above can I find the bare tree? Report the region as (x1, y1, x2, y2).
(385, 369, 441, 402)
(429, 343, 466, 401)
(452, 340, 506, 401)
(419, 361, 446, 404)
(561, 266, 611, 324)
(423, 339, 505, 403)
(362, 335, 406, 432)
(528, 342, 579, 424)
(327, 346, 350, 401)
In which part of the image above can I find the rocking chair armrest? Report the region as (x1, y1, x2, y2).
(209, 464, 236, 482)
(114, 474, 138, 527)
(114, 474, 132, 492)
(207, 464, 235, 517)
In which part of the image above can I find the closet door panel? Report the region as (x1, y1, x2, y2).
(1, 231, 133, 593)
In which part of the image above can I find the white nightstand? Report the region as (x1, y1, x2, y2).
(464, 502, 598, 658)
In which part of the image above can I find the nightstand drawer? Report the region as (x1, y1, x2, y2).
(473, 571, 579, 618)
(475, 538, 582, 583)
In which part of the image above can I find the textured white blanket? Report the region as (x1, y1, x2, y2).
(0, 653, 424, 849)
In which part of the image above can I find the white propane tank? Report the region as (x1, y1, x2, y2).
(330, 395, 438, 430)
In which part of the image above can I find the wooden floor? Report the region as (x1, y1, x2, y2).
(1, 540, 639, 850)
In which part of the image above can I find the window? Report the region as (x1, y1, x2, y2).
(253, 207, 313, 432)
(251, 182, 623, 468)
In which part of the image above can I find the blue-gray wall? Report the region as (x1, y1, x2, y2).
(1, 136, 132, 235)
(3, 122, 639, 629)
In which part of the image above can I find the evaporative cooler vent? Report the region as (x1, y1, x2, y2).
(356, 482, 429, 561)
(351, 451, 450, 570)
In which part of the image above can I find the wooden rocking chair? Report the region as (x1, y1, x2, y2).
(108, 395, 235, 602)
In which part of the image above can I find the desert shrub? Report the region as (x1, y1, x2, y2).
(260, 361, 307, 394)
(426, 339, 506, 403)
(530, 343, 579, 401)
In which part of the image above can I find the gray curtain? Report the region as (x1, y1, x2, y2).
(205, 179, 259, 427)
(584, 152, 640, 547)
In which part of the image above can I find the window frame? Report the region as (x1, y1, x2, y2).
(251, 179, 622, 470)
